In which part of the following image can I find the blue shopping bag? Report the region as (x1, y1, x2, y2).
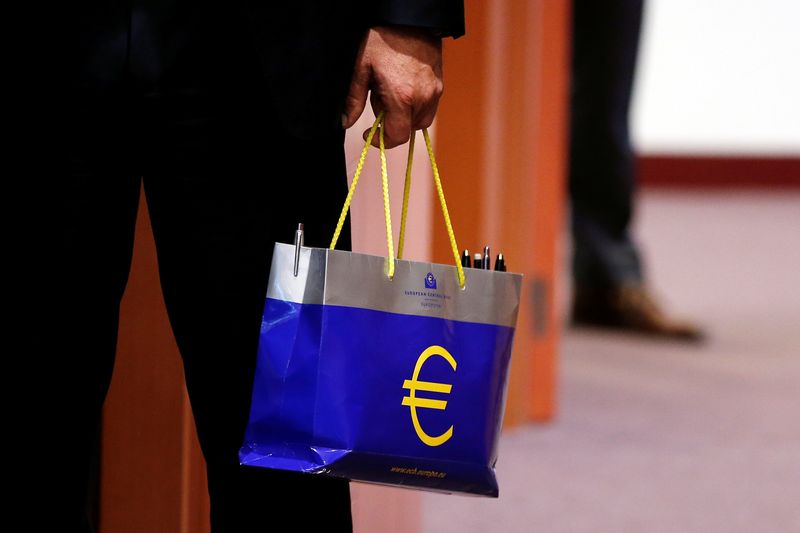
(239, 119, 522, 496)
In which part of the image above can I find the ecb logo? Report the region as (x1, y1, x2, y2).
(424, 272, 437, 289)
(401, 345, 457, 446)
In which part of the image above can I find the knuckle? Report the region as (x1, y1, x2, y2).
(395, 85, 416, 108)
(426, 85, 439, 104)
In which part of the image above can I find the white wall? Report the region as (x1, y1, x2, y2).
(632, 0, 800, 155)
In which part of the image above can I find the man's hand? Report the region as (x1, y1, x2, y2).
(342, 26, 443, 148)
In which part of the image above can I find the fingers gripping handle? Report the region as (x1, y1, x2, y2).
(330, 114, 465, 288)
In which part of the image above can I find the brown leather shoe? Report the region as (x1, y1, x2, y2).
(571, 284, 705, 341)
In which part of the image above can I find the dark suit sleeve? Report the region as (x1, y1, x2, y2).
(374, 0, 465, 38)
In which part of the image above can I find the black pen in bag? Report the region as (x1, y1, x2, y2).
(461, 250, 472, 268)
(494, 253, 506, 272)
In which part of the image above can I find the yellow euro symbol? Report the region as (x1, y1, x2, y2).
(401, 345, 457, 447)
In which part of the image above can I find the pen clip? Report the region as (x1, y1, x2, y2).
(293, 223, 304, 277)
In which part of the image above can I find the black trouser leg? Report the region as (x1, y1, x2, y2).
(569, 0, 645, 288)
(141, 86, 352, 532)
(22, 91, 142, 531)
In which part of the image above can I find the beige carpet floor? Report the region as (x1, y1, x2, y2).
(421, 190, 800, 533)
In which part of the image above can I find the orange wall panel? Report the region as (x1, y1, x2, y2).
(435, 0, 570, 424)
(101, 191, 210, 533)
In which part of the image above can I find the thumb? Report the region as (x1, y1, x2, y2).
(342, 62, 370, 129)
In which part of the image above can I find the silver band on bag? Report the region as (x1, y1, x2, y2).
(266, 243, 522, 328)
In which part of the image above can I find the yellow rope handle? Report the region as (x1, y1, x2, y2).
(329, 112, 395, 279)
(396, 132, 415, 260)
(330, 114, 464, 288)
(422, 129, 465, 288)
(378, 116, 395, 279)
(396, 129, 465, 288)
(329, 113, 382, 250)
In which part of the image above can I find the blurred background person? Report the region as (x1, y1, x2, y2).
(568, 0, 702, 340)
